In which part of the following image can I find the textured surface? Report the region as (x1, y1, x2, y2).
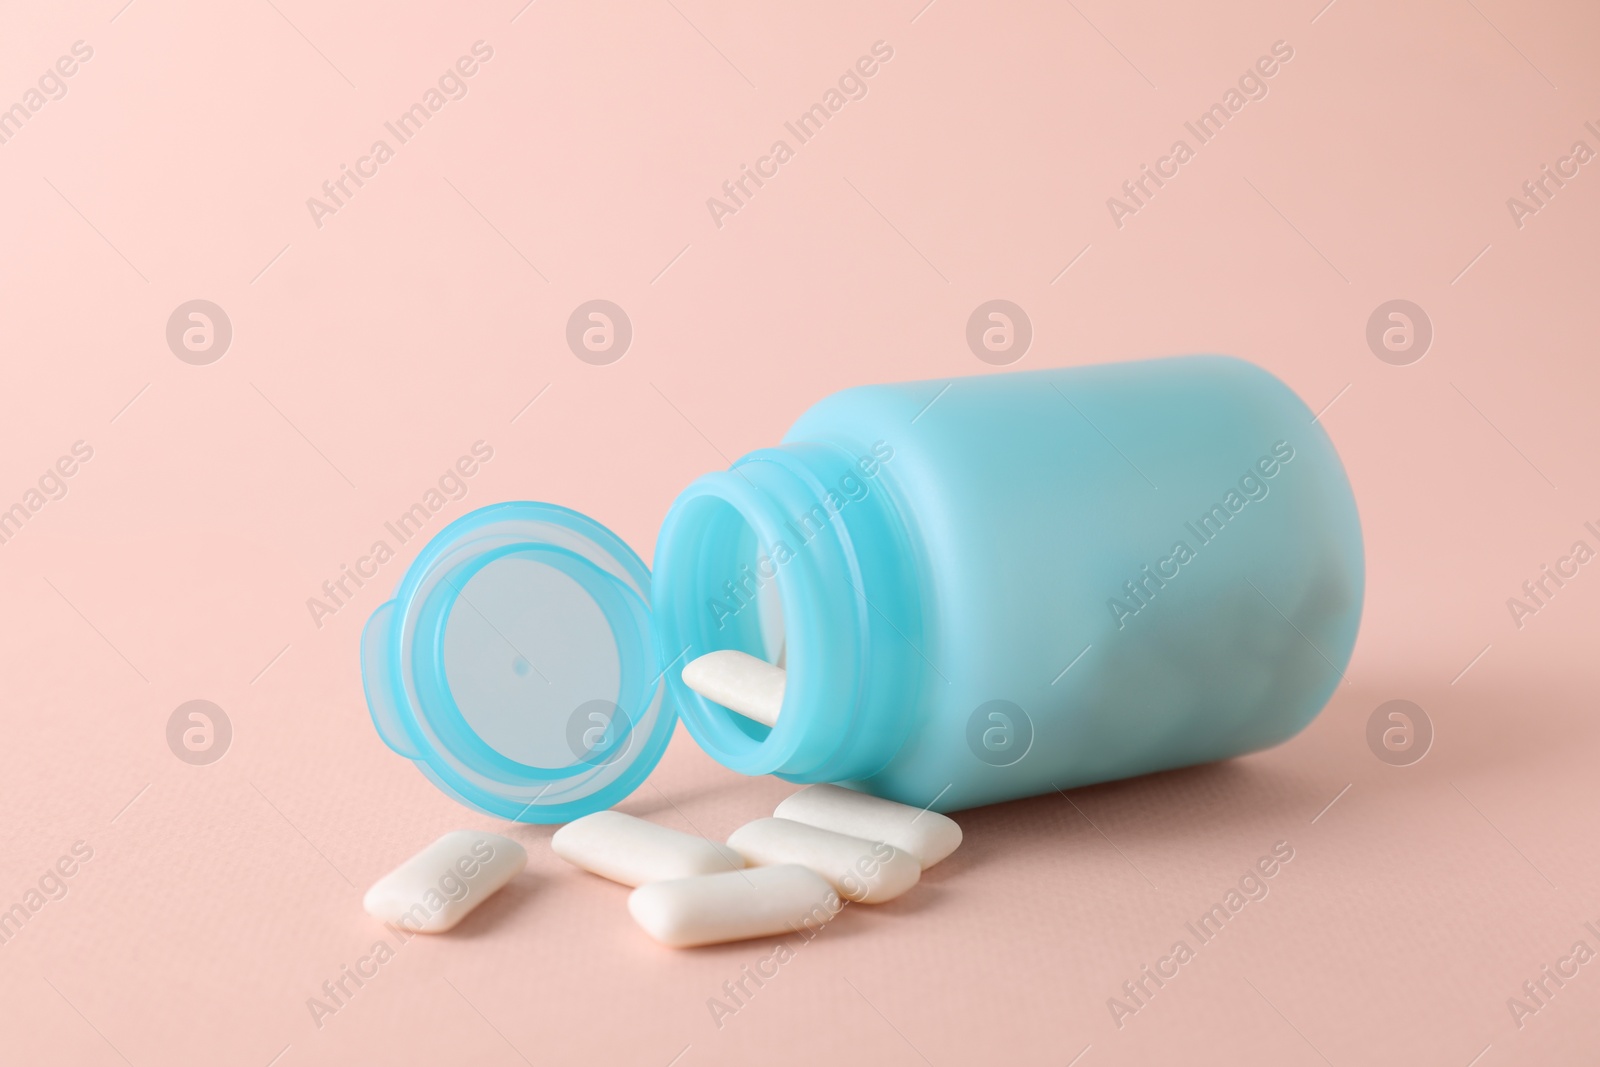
(0, 0, 1596, 1064)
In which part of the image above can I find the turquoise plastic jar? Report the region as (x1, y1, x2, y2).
(361, 355, 1363, 821)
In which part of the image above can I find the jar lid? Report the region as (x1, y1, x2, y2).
(360, 501, 677, 823)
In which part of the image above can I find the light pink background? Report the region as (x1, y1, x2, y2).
(1, 0, 1597, 1064)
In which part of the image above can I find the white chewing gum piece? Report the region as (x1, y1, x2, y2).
(681, 649, 785, 728)
(774, 784, 963, 869)
(363, 830, 527, 933)
(627, 864, 840, 948)
(552, 810, 745, 887)
(727, 817, 920, 904)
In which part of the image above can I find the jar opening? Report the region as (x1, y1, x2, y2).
(654, 453, 882, 778)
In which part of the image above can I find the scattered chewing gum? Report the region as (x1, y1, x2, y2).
(552, 810, 745, 887)
(681, 649, 785, 728)
(363, 830, 526, 934)
(628, 864, 840, 948)
(774, 783, 963, 869)
(727, 817, 920, 904)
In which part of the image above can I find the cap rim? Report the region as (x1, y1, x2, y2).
(360, 501, 675, 823)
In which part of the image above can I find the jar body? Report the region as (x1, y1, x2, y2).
(654, 356, 1363, 812)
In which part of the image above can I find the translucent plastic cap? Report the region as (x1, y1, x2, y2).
(360, 502, 676, 823)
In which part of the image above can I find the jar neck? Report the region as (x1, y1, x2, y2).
(652, 441, 921, 781)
